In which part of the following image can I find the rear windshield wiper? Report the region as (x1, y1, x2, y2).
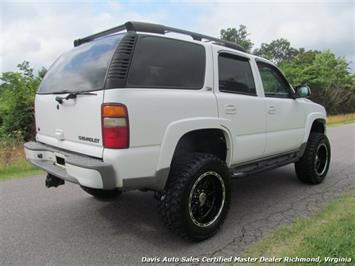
(55, 91, 97, 104)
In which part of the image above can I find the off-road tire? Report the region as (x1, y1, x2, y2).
(158, 153, 231, 241)
(295, 133, 331, 184)
(81, 186, 122, 200)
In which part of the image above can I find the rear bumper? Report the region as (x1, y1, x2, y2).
(24, 141, 116, 189)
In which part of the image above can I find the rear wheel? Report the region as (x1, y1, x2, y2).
(158, 153, 230, 241)
(295, 133, 331, 184)
(81, 186, 122, 200)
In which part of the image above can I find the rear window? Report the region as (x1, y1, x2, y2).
(38, 34, 123, 94)
(127, 36, 205, 89)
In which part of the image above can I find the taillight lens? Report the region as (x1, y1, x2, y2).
(102, 104, 129, 149)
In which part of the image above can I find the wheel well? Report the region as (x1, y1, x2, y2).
(310, 119, 325, 134)
(172, 129, 227, 162)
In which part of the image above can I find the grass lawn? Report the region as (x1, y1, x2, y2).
(0, 158, 43, 180)
(233, 191, 355, 266)
(327, 113, 355, 127)
(0, 140, 43, 181)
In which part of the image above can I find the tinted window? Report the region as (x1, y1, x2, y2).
(38, 34, 123, 94)
(218, 53, 256, 95)
(257, 62, 291, 98)
(127, 36, 205, 89)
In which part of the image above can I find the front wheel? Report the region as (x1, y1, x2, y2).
(295, 133, 331, 184)
(158, 153, 231, 241)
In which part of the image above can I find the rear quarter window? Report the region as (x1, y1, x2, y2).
(127, 36, 206, 89)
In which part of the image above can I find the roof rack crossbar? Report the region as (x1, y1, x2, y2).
(73, 21, 246, 52)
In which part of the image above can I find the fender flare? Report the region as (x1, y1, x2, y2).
(156, 117, 233, 174)
(303, 112, 327, 143)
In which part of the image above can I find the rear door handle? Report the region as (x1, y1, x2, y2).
(268, 105, 276, 115)
(224, 104, 237, 115)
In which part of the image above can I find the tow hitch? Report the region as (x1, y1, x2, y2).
(45, 174, 65, 188)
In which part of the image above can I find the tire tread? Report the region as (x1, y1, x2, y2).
(158, 153, 230, 241)
(295, 133, 330, 184)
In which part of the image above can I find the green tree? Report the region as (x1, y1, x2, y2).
(280, 50, 355, 114)
(279, 50, 321, 85)
(253, 38, 299, 65)
(0, 61, 47, 140)
(220, 25, 254, 52)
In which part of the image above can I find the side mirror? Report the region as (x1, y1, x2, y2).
(295, 85, 311, 98)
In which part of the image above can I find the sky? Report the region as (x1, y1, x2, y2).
(0, 0, 354, 73)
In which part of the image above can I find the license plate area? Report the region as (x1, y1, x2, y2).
(54, 153, 66, 168)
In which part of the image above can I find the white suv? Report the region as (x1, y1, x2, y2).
(24, 21, 331, 240)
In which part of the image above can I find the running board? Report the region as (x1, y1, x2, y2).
(230, 151, 300, 179)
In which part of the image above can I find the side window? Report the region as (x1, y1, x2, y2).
(127, 36, 205, 89)
(257, 62, 292, 98)
(218, 53, 256, 96)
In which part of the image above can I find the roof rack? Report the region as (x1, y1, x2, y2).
(73, 21, 246, 52)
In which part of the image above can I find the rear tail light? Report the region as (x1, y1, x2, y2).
(102, 104, 129, 149)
